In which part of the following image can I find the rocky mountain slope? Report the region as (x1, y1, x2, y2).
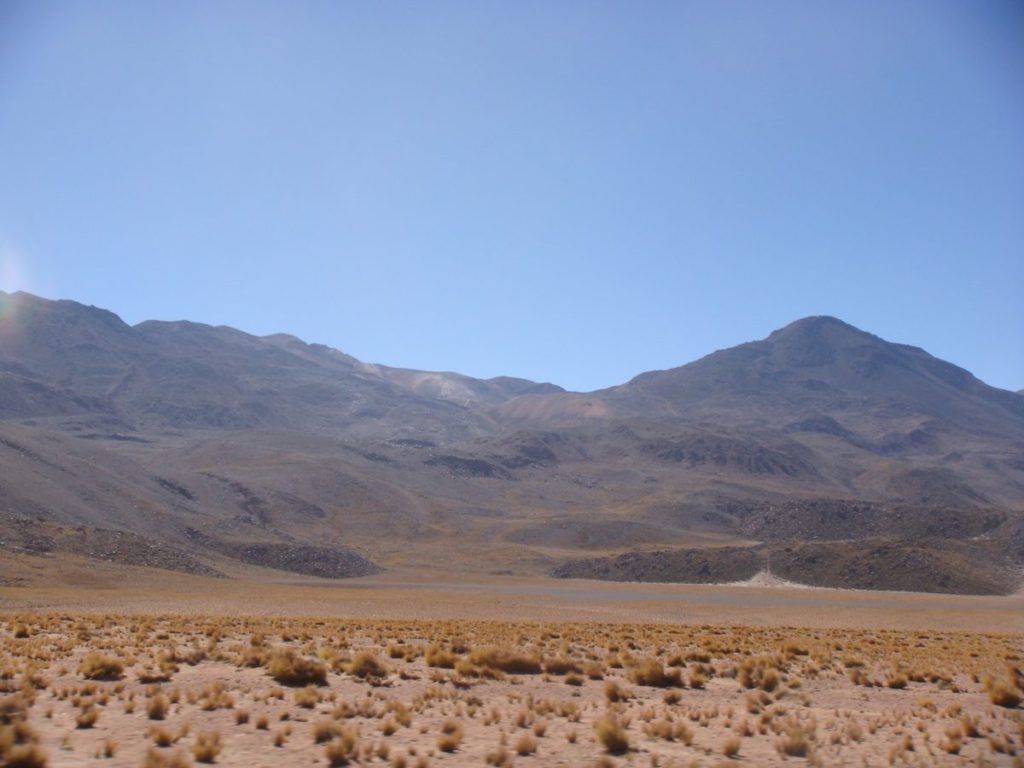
(1, 290, 1021, 593)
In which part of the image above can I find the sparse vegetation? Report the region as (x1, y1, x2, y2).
(78, 652, 124, 681)
(436, 720, 463, 752)
(469, 646, 543, 675)
(266, 649, 327, 686)
(595, 714, 630, 754)
(324, 726, 359, 766)
(191, 731, 221, 763)
(723, 734, 741, 757)
(348, 651, 388, 680)
(147, 692, 170, 720)
(514, 733, 538, 756)
(0, 611, 1018, 767)
(627, 657, 682, 688)
(985, 676, 1023, 708)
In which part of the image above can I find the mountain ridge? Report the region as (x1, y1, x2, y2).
(1, 289, 1022, 594)
(5, 290, 1020, 401)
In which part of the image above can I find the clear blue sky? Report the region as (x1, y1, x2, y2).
(1, 1, 1022, 392)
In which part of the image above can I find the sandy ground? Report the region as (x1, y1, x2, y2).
(2, 613, 1023, 767)
(2, 558, 1023, 766)
(1, 555, 1023, 633)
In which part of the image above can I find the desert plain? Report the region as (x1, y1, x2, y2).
(2, 558, 1023, 768)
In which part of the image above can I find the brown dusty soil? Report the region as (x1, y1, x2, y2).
(1, 554, 1022, 633)
(1, 559, 1022, 767)
(2, 612, 1023, 767)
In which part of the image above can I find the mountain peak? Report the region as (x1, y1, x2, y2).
(0, 289, 131, 331)
(759, 315, 884, 370)
(767, 315, 878, 344)
(775, 314, 855, 330)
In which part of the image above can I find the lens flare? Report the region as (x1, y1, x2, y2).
(0, 245, 28, 292)
(0, 245, 30, 332)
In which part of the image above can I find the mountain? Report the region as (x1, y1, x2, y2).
(0, 290, 562, 441)
(611, 315, 1024, 430)
(501, 315, 1024, 436)
(0, 291, 1021, 594)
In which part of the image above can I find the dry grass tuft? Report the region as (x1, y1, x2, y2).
(314, 719, 341, 744)
(192, 731, 221, 763)
(2, 743, 48, 768)
(485, 745, 511, 765)
(324, 727, 359, 766)
(348, 651, 388, 680)
(294, 684, 321, 708)
(267, 650, 327, 686)
(436, 720, 463, 752)
(424, 645, 457, 669)
(514, 733, 538, 756)
(78, 652, 123, 681)
(594, 714, 630, 754)
(148, 693, 170, 720)
(627, 657, 682, 688)
(776, 718, 814, 758)
(469, 646, 543, 675)
(985, 677, 1022, 708)
(75, 705, 99, 729)
(723, 734, 741, 758)
(142, 747, 192, 768)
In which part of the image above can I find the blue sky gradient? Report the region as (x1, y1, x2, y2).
(1, 1, 1022, 392)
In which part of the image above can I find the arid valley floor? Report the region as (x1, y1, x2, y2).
(2, 561, 1023, 767)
